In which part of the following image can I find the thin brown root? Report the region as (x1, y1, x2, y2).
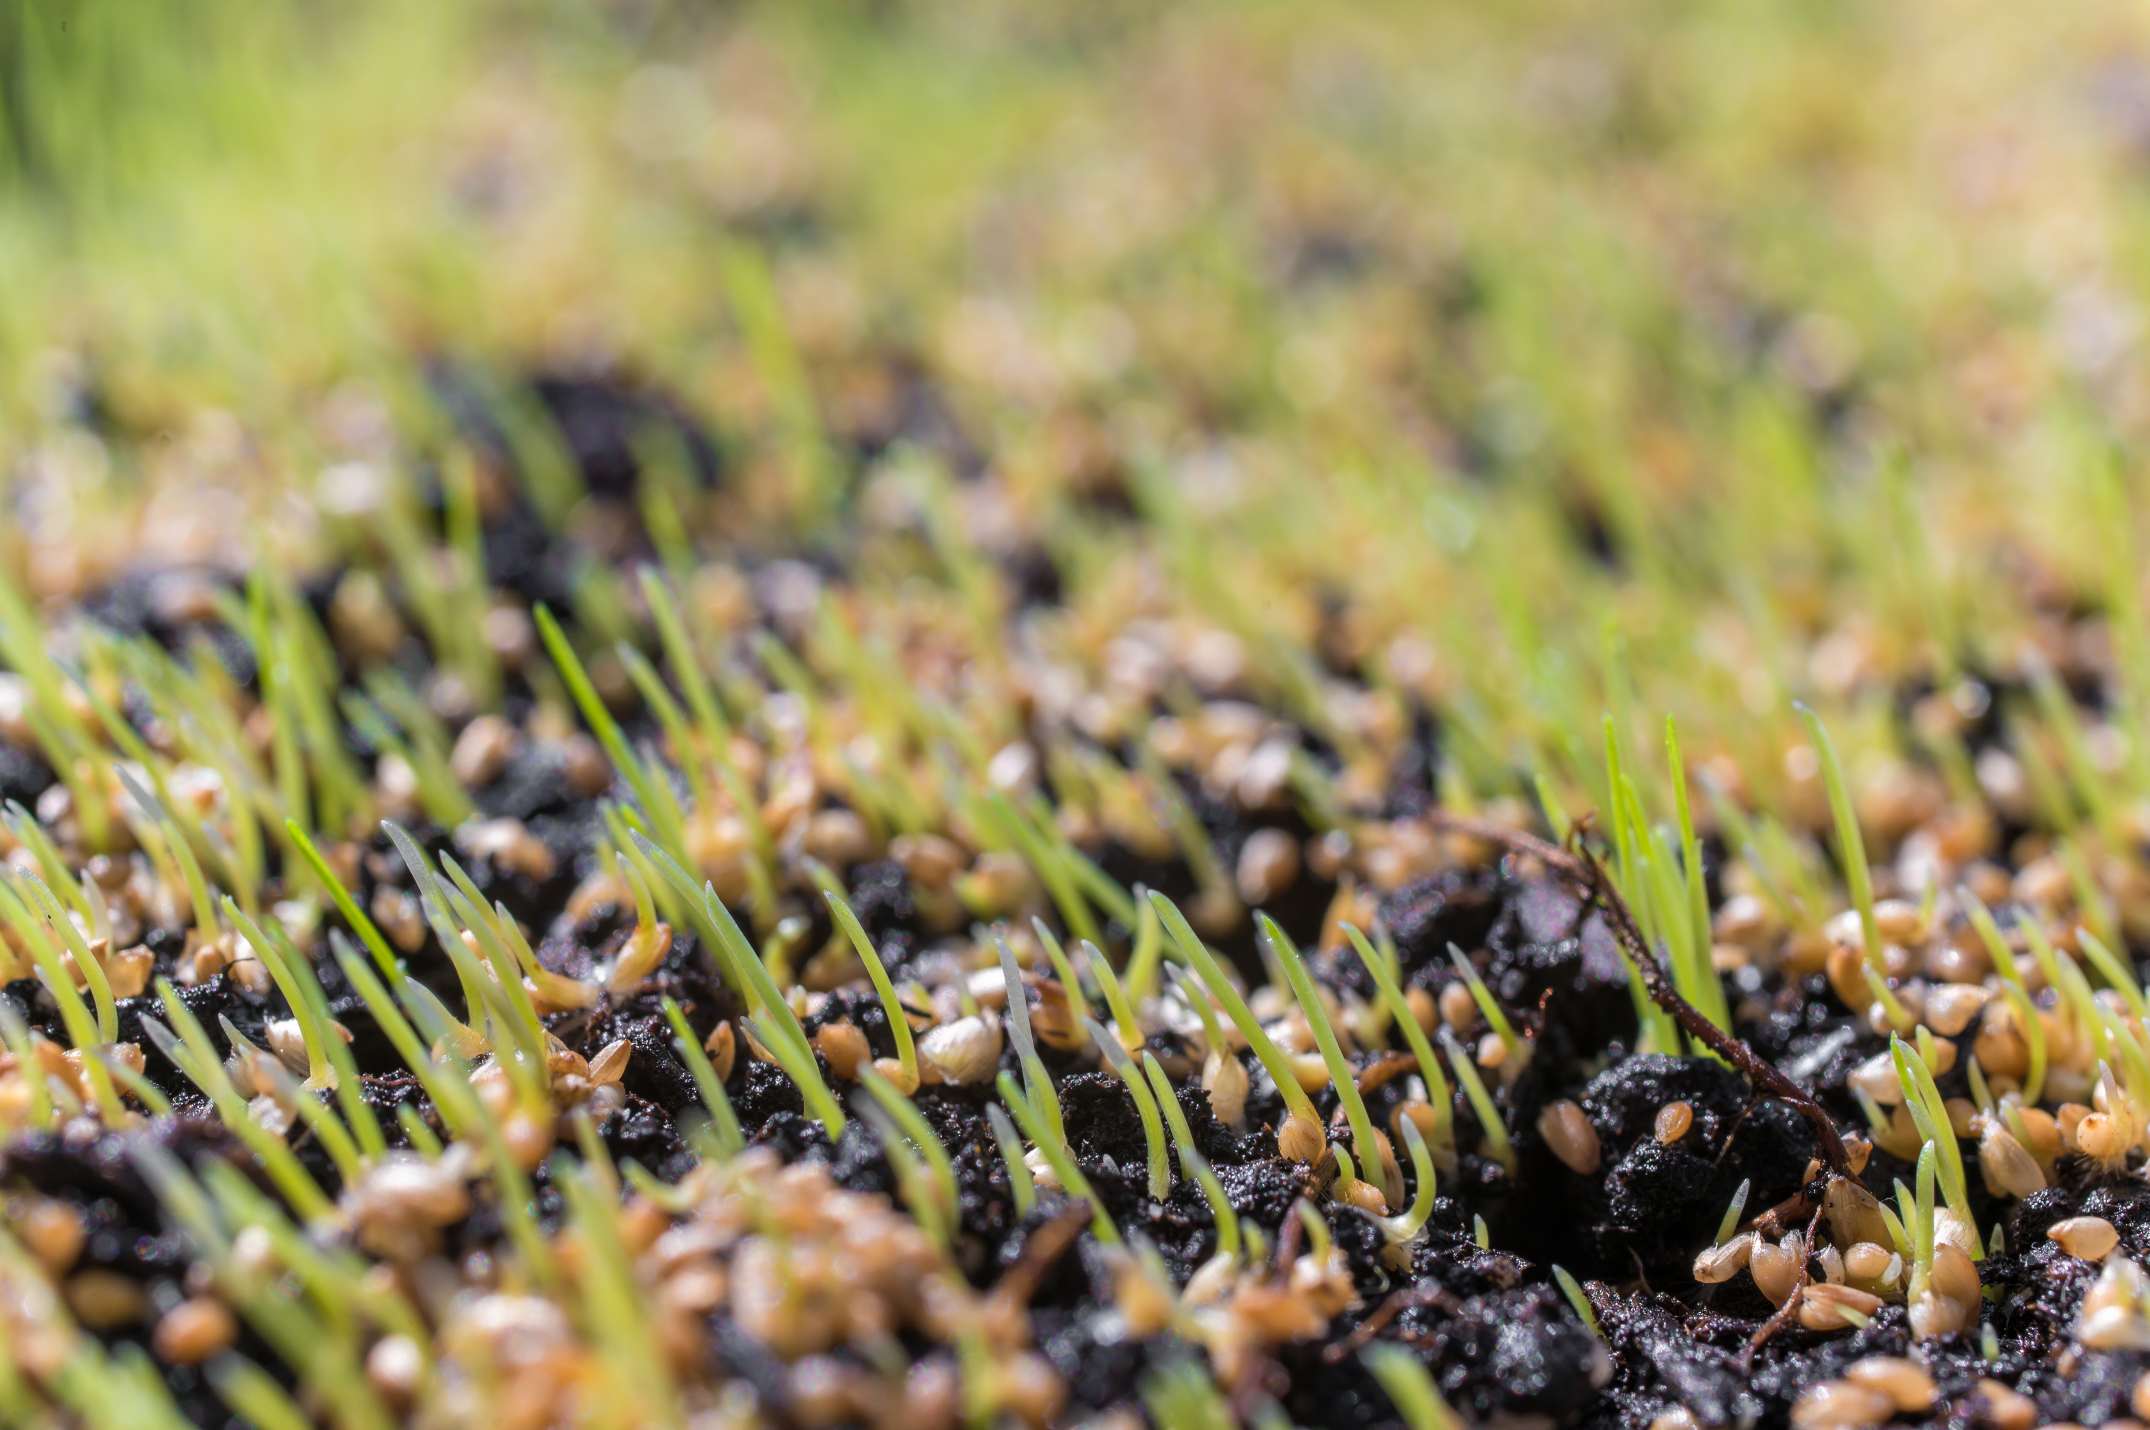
(1427, 811, 1854, 1179)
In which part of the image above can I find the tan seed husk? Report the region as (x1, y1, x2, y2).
(1537, 1100, 1600, 1175)
(2050, 1215, 2120, 1262)
(1654, 1100, 1693, 1144)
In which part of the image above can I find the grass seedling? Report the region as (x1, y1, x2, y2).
(855, 1070, 955, 1222)
(1150, 891, 1324, 1160)
(1444, 942, 1522, 1068)
(1086, 1016, 1169, 1202)
(1960, 886, 2047, 1102)
(1264, 915, 1388, 1200)
(996, 1068, 1119, 1244)
(343, 688, 474, 828)
(537, 603, 688, 859)
(1143, 1358, 1238, 1430)
(0, 997, 53, 1131)
(1891, 1035, 1977, 1259)
(985, 1103, 1038, 1218)
(220, 899, 335, 1090)
(0, 869, 117, 1045)
(286, 818, 404, 984)
(1342, 923, 1453, 1149)
(1167, 964, 1227, 1052)
(331, 938, 482, 1142)
(616, 641, 778, 920)
(742, 1014, 847, 1138)
(0, 877, 122, 1120)
(383, 824, 546, 1112)
(1376, 1117, 1437, 1245)
(1440, 1027, 1516, 1173)
(1029, 916, 1094, 1027)
(1083, 938, 1143, 1052)
(663, 997, 744, 1159)
(1714, 1177, 1752, 1246)
(1141, 1052, 1241, 1261)
(1122, 887, 1167, 1005)
(1799, 704, 1885, 988)
(211, 1359, 316, 1430)
(1551, 1264, 1601, 1338)
(1363, 1344, 1464, 1430)
(857, 1072, 957, 1250)
(825, 887, 917, 1088)
(998, 937, 1066, 1149)
(141, 982, 331, 1221)
(2079, 927, 2148, 1024)
(627, 832, 844, 1130)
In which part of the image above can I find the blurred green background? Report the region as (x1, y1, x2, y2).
(7, 0, 2150, 824)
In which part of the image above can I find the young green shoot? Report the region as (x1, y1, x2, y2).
(0, 870, 118, 1045)
(1440, 1027, 1516, 1173)
(1342, 923, 1453, 1147)
(1959, 886, 2047, 1102)
(825, 886, 919, 1089)
(857, 1090, 954, 1251)
(998, 937, 1065, 1150)
(1029, 916, 1093, 1027)
(286, 818, 404, 984)
(1264, 914, 1387, 1200)
(1376, 1116, 1437, 1245)
(1149, 891, 1322, 1157)
(537, 603, 688, 858)
(859, 1066, 957, 1223)
(1082, 938, 1143, 1053)
(742, 1014, 847, 1139)
(1714, 1177, 1752, 1247)
(1086, 1016, 1169, 1202)
(1445, 942, 1522, 1068)
(1363, 1344, 1464, 1430)
(1141, 1052, 1241, 1261)
(985, 1103, 1038, 1219)
(1891, 1035, 1977, 1259)
(142, 981, 331, 1221)
(1551, 1264, 1601, 1339)
(662, 997, 744, 1160)
(996, 1069, 1119, 1244)
(1799, 704, 1884, 987)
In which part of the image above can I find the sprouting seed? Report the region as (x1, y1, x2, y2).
(1142, 1052, 1241, 1261)
(1798, 704, 1882, 981)
(1086, 1016, 1170, 1202)
(986, 1103, 1037, 1219)
(1551, 1265, 1600, 1339)
(1715, 1178, 1752, 1247)
(1362, 1344, 1464, 1430)
(1264, 915, 1385, 1197)
(1440, 1028, 1516, 1173)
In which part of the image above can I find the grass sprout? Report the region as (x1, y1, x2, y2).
(663, 996, 744, 1159)
(1086, 1015, 1170, 1201)
(997, 1069, 1119, 1244)
(1363, 1343, 1464, 1430)
(1440, 1027, 1516, 1173)
(1141, 1052, 1241, 1260)
(1891, 1035, 1977, 1259)
(1264, 914, 1387, 1198)
(986, 1102, 1038, 1219)
(1149, 891, 1322, 1156)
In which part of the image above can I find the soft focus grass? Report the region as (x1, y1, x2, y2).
(7, 0, 2150, 846)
